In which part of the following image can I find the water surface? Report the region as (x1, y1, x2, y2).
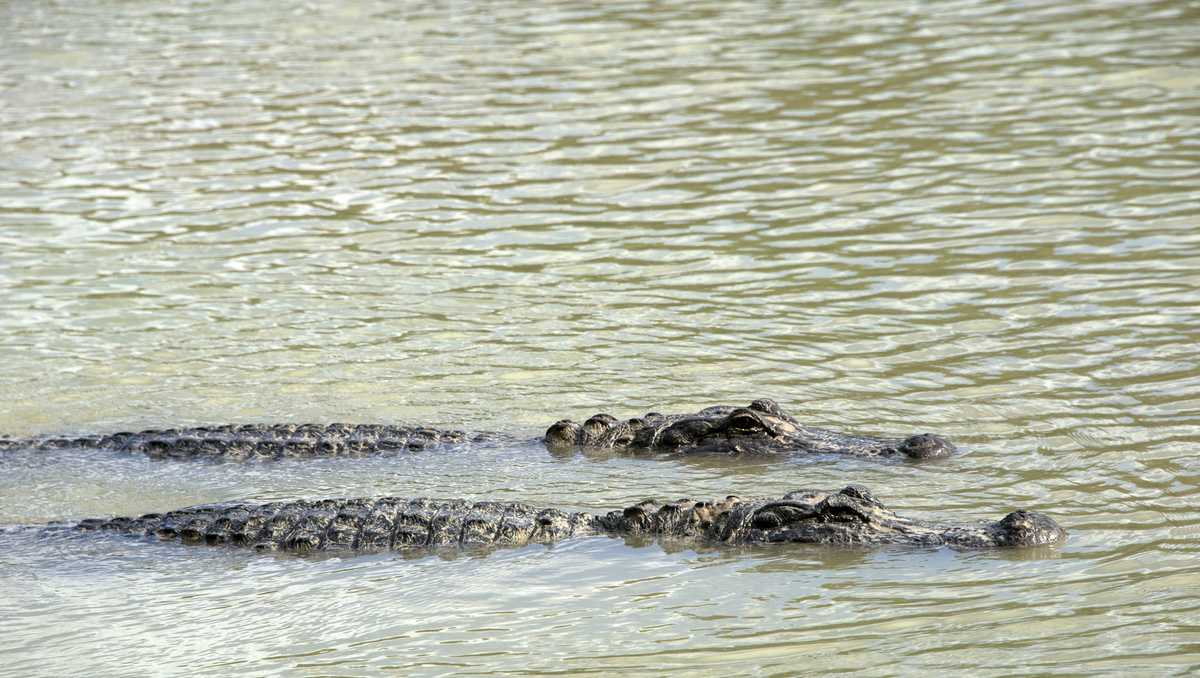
(2, 0, 1199, 675)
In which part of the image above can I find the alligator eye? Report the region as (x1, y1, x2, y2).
(752, 504, 814, 528)
(726, 414, 764, 433)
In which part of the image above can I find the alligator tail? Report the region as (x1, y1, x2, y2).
(0, 435, 113, 452)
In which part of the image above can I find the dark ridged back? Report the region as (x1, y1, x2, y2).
(8, 424, 489, 460)
(77, 497, 596, 552)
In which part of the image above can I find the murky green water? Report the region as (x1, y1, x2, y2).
(2, 0, 1198, 675)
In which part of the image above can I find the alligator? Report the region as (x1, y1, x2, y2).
(55, 485, 1064, 554)
(0, 399, 955, 461)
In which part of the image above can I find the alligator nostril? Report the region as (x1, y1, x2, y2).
(996, 510, 1067, 546)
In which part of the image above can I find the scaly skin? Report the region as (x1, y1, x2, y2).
(1, 398, 956, 461)
(65, 486, 1065, 553)
(0, 423, 491, 460)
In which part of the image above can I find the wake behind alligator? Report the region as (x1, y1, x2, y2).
(47, 485, 1065, 554)
(0, 399, 955, 461)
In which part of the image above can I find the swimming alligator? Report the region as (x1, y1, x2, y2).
(0, 399, 955, 461)
(59, 485, 1064, 554)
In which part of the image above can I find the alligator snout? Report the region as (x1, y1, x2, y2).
(898, 433, 956, 459)
(993, 510, 1067, 547)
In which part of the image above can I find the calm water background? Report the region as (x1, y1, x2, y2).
(2, 0, 1198, 675)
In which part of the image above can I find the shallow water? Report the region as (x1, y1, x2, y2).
(2, 0, 1198, 675)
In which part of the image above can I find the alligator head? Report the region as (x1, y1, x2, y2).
(544, 398, 956, 458)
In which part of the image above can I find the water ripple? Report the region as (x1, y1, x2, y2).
(2, 0, 1199, 674)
